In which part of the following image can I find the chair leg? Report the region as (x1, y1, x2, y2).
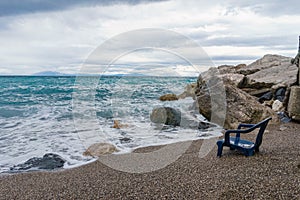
(217, 143, 223, 157)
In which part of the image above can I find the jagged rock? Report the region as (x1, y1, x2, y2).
(218, 65, 236, 74)
(219, 73, 245, 87)
(150, 107, 181, 126)
(288, 86, 300, 121)
(83, 143, 119, 157)
(218, 64, 246, 74)
(10, 153, 65, 171)
(196, 68, 279, 129)
(177, 83, 197, 99)
(159, 93, 178, 101)
(243, 55, 298, 89)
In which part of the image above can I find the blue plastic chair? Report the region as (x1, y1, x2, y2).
(217, 117, 272, 157)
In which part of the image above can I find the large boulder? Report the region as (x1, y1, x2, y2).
(10, 153, 65, 171)
(241, 55, 298, 89)
(150, 106, 215, 129)
(83, 142, 119, 157)
(196, 68, 279, 129)
(150, 107, 181, 126)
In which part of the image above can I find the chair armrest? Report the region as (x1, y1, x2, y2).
(238, 123, 255, 129)
(224, 128, 255, 144)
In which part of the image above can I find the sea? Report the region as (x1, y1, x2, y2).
(0, 76, 222, 173)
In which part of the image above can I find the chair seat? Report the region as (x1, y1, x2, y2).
(216, 117, 272, 157)
(217, 138, 255, 149)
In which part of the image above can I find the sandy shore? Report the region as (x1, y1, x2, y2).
(0, 122, 300, 199)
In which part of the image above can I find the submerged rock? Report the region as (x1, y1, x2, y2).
(150, 107, 215, 130)
(150, 107, 181, 126)
(10, 153, 65, 171)
(83, 142, 119, 157)
(159, 93, 178, 101)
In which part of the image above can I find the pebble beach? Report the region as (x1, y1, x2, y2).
(0, 122, 299, 199)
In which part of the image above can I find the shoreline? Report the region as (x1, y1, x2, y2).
(0, 122, 299, 199)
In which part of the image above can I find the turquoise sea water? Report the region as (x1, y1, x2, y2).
(0, 76, 221, 172)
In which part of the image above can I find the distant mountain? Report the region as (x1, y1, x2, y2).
(32, 71, 72, 76)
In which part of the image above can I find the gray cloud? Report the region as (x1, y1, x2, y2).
(225, 0, 300, 17)
(0, 0, 167, 17)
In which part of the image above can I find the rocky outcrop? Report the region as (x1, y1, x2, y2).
(211, 55, 298, 114)
(159, 94, 178, 101)
(83, 143, 119, 157)
(10, 153, 65, 171)
(196, 67, 279, 129)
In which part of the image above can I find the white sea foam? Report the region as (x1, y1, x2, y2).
(0, 76, 223, 173)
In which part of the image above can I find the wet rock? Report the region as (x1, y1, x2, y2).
(119, 137, 132, 144)
(159, 94, 178, 101)
(112, 120, 130, 129)
(180, 112, 215, 130)
(10, 153, 65, 171)
(83, 142, 119, 157)
(150, 107, 181, 126)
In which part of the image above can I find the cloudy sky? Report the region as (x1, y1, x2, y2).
(0, 0, 299, 75)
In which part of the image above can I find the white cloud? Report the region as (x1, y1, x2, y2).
(0, 0, 299, 75)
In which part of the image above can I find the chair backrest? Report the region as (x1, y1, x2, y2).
(254, 117, 272, 148)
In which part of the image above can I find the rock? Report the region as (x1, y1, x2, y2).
(159, 93, 178, 101)
(196, 68, 279, 129)
(218, 64, 246, 74)
(272, 100, 284, 112)
(219, 73, 245, 87)
(177, 83, 197, 99)
(244, 55, 298, 89)
(259, 91, 273, 103)
(83, 143, 119, 157)
(262, 100, 274, 108)
(180, 112, 216, 130)
(112, 120, 130, 129)
(10, 153, 65, 171)
(288, 86, 300, 121)
(274, 87, 286, 102)
(150, 107, 181, 126)
(248, 88, 271, 97)
(217, 65, 236, 74)
(119, 137, 131, 144)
